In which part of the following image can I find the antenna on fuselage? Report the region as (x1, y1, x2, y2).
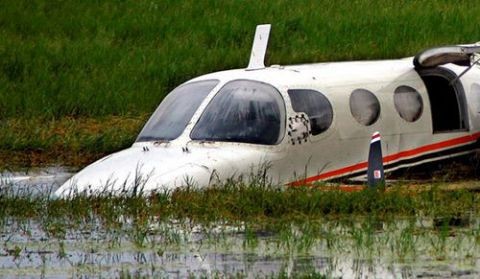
(246, 24, 271, 70)
(367, 131, 385, 188)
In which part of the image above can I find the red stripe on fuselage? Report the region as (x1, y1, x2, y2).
(289, 132, 480, 186)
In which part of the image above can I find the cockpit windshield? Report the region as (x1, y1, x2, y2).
(136, 80, 219, 142)
(190, 80, 285, 145)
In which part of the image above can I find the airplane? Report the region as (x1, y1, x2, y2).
(55, 24, 480, 197)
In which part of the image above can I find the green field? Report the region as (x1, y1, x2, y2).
(1, 0, 480, 167)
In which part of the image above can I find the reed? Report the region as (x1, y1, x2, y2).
(1, 180, 479, 225)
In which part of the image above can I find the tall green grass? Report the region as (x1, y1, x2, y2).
(1, 182, 478, 222)
(1, 0, 480, 165)
(0, 116, 144, 168)
(1, 0, 479, 119)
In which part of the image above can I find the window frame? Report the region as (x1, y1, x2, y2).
(417, 67, 469, 133)
(136, 79, 220, 142)
(190, 79, 287, 145)
(349, 88, 381, 126)
(393, 85, 424, 123)
(287, 89, 334, 136)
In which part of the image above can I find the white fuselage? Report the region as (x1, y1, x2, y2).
(55, 58, 480, 197)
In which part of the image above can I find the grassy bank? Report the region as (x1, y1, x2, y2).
(0, 116, 145, 168)
(1, 0, 480, 166)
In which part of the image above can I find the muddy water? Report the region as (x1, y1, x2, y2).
(0, 167, 72, 196)
(1, 219, 479, 278)
(0, 170, 479, 278)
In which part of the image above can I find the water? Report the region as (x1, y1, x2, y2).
(0, 167, 72, 196)
(1, 218, 479, 278)
(0, 169, 479, 278)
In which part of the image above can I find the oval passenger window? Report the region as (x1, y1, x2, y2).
(394, 85, 423, 122)
(349, 89, 380, 126)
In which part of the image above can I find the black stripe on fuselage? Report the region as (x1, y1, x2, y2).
(332, 139, 480, 181)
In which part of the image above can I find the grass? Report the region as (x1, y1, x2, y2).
(1, 181, 479, 224)
(1, 0, 480, 166)
(0, 115, 145, 168)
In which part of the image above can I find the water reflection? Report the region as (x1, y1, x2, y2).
(0, 217, 478, 277)
(0, 167, 72, 196)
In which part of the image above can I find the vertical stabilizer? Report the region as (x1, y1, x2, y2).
(367, 131, 385, 187)
(246, 24, 271, 70)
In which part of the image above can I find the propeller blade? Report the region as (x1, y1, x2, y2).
(367, 131, 385, 187)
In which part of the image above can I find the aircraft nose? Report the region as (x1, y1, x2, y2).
(53, 146, 215, 197)
(140, 164, 212, 194)
(54, 162, 155, 197)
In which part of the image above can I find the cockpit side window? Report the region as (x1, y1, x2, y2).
(288, 89, 333, 135)
(190, 80, 285, 145)
(136, 80, 219, 142)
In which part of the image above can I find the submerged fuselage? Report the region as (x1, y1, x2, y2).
(55, 57, 480, 197)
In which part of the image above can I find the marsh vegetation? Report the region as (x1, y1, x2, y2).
(1, 176, 480, 277)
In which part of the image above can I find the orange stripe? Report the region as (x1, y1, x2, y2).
(383, 132, 480, 163)
(290, 132, 480, 186)
(316, 185, 366, 192)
